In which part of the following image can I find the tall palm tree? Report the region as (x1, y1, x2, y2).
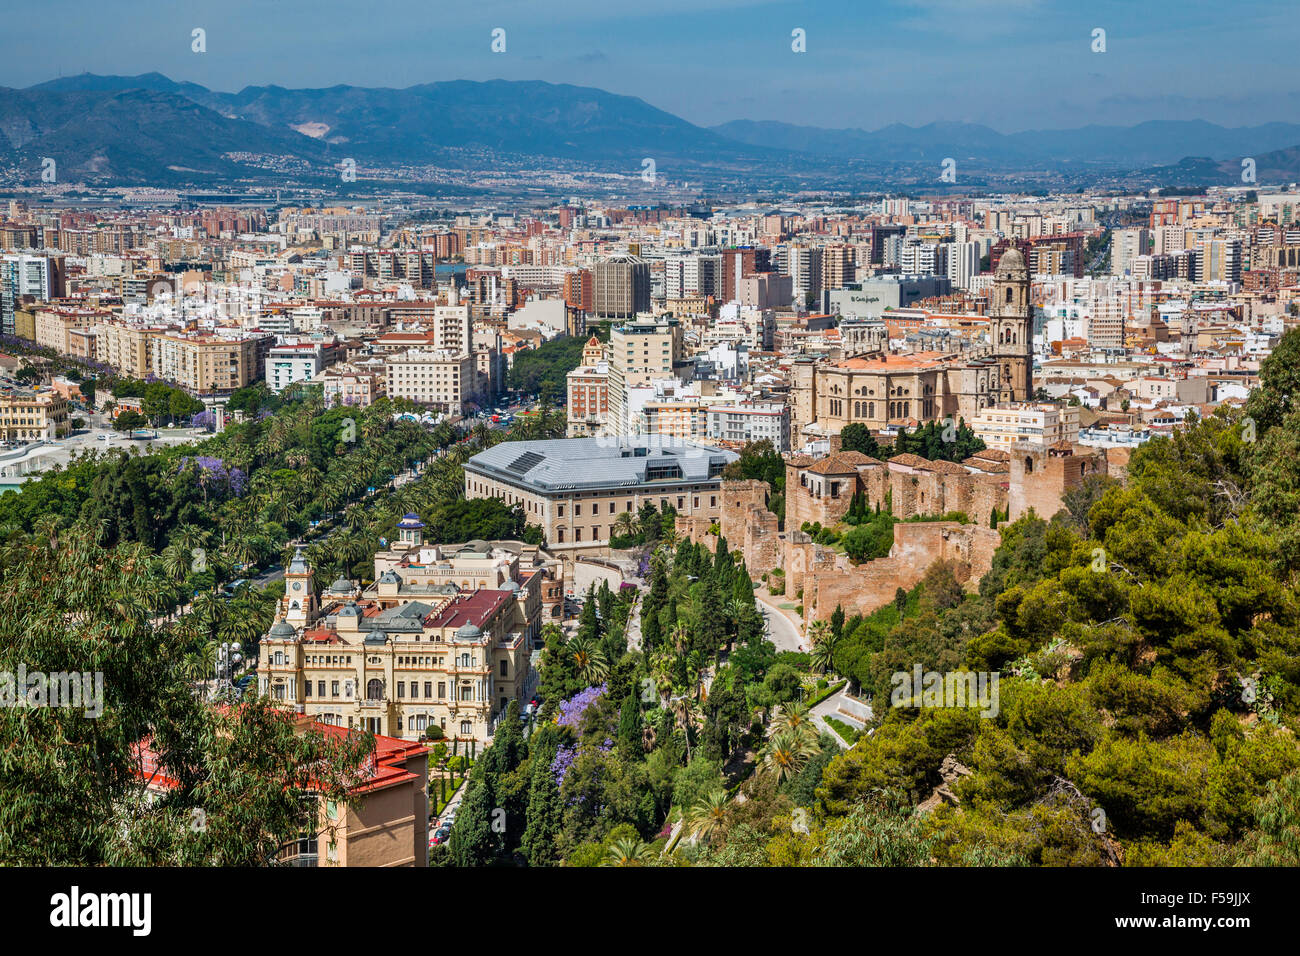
(173, 524, 207, 557)
(567, 636, 610, 684)
(808, 619, 832, 647)
(771, 702, 819, 744)
(603, 837, 655, 867)
(669, 693, 701, 760)
(159, 541, 191, 583)
(686, 790, 730, 845)
(760, 731, 820, 784)
(612, 511, 636, 539)
(810, 637, 838, 676)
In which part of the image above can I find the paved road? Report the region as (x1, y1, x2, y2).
(756, 594, 805, 653)
(2, 419, 202, 478)
(624, 594, 642, 651)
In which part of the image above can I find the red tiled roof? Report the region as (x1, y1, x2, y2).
(135, 715, 427, 797)
(427, 589, 509, 631)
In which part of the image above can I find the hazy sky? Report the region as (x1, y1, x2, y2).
(4, 0, 1298, 132)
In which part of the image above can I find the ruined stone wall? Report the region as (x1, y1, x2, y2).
(1008, 447, 1109, 520)
(784, 462, 820, 531)
(717, 479, 770, 543)
(678, 480, 785, 577)
(802, 522, 1001, 628)
(859, 466, 1007, 525)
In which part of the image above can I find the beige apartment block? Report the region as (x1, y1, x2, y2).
(607, 316, 684, 436)
(384, 348, 477, 414)
(149, 333, 262, 394)
(96, 321, 161, 379)
(34, 306, 108, 354)
(0, 388, 69, 441)
(321, 361, 385, 408)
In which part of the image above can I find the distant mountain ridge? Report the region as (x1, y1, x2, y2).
(0, 86, 331, 182)
(23, 73, 775, 168)
(709, 117, 1300, 167)
(6, 72, 1300, 187)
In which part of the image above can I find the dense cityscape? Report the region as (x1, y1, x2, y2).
(0, 2, 1295, 938)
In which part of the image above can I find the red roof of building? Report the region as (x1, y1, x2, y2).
(427, 589, 510, 631)
(134, 714, 427, 797)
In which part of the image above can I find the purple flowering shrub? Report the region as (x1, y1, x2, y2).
(179, 455, 247, 498)
(550, 686, 616, 789)
(556, 683, 607, 729)
(550, 745, 577, 786)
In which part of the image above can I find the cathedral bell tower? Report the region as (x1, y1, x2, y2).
(990, 246, 1033, 403)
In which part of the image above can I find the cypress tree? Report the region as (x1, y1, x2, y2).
(448, 761, 498, 867)
(617, 694, 642, 755)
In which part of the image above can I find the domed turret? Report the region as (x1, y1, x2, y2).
(454, 622, 483, 642)
(397, 512, 425, 547)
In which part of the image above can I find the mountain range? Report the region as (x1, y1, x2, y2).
(3, 72, 1299, 189)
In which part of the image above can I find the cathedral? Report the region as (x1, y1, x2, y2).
(791, 247, 1034, 442)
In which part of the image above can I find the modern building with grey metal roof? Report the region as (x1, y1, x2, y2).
(465, 437, 736, 493)
(463, 437, 738, 555)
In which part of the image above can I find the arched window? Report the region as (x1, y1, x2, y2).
(1024, 457, 1034, 474)
(1006, 287, 1014, 303)
(366, 678, 383, 700)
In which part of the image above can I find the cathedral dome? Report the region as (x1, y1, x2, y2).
(996, 247, 1027, 276)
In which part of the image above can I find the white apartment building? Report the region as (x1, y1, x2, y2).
(706, 402, 791, 451)
(1112, 228, 1151, 277)
(946, 241, 981, 290)
(971, 402, 1080, 449)
(266, 341, 340, 394)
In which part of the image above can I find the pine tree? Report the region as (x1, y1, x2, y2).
(641, 555, 669, 650)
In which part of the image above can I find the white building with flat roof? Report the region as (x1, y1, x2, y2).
(971, 402, 1080, 450)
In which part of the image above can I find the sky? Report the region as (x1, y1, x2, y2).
(4, 0, 1298, 133)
